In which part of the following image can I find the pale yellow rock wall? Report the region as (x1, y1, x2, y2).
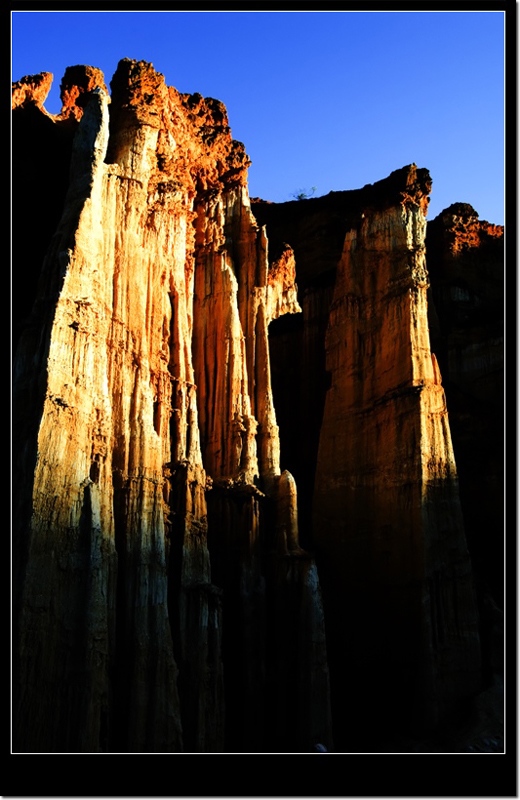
(13, 60, 330, 753)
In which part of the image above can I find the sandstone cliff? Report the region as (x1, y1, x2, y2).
(253, 172, 501, 751)
(12, 60, 331, 753)
(12, 59, 500, 754)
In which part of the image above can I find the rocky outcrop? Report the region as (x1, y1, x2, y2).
(425, 205, 504, 699)
(426, 204, 504, 599)
(253, 168, 488, 750)
(12, 59, 331, 753)
(13, 59, 500, 755)
(12, 71, 55, 111)
(312, 169, 482, 745)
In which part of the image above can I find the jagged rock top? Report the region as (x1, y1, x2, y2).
(59, 65, 110, 121)
(11, 71, 54, 110)
(12, 65, 109, 121)
(428, 202, 503, 255)
(12, 58, 251, 192)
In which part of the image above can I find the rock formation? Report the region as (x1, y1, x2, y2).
(253, 171, 500, 751)
(12, 59, 502, 754)
(426, 204, 504, 602)
(12, 59, 331, 753)
(311, 170, 482, 744)
(426, 204, 504, 702)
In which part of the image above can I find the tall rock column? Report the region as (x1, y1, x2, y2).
(104, 62, 221, 752)
(13, 67, 189, 753)
(12, 59, 333, 753)
(312, 165, 482, 747)
(191, 180, 332, 752)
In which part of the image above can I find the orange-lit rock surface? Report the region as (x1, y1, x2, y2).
(12, 70, 54, 111)
(13, 60, 500, 755)
(12, 59, 330, 753)
(57, 64, 110, 122)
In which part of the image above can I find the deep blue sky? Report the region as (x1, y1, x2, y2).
(11, 10, 505, 224)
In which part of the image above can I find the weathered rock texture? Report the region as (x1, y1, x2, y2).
(12, 60, 331, 753)
(253, 169, 496, 750)
(13, 60, 500, 755)
(312, 170, 482, 744)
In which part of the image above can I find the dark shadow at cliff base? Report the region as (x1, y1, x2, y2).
(316, 561, 425, 751)
(205, 487, 268, 753)
(204, 487, 333, 753)
(312, 479, 499, 754)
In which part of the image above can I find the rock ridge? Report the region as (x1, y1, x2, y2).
(253, 170, 501, 751)
(12, 60, 501, 754)
(12, 60, 330, 754)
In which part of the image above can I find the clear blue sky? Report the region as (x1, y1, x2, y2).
(11, 10, 505, 225)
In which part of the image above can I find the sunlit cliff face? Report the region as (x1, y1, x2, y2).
(12, 59, 497, 754)
(12, 59, 329, 754)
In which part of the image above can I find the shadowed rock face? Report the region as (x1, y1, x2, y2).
(425, 205, 504, 697)
(426, 204, 504, 603)
(12, 60, 499, 755)
(12, 59, 331, 754)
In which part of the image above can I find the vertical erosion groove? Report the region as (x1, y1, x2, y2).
(12, 64, 500, 755)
